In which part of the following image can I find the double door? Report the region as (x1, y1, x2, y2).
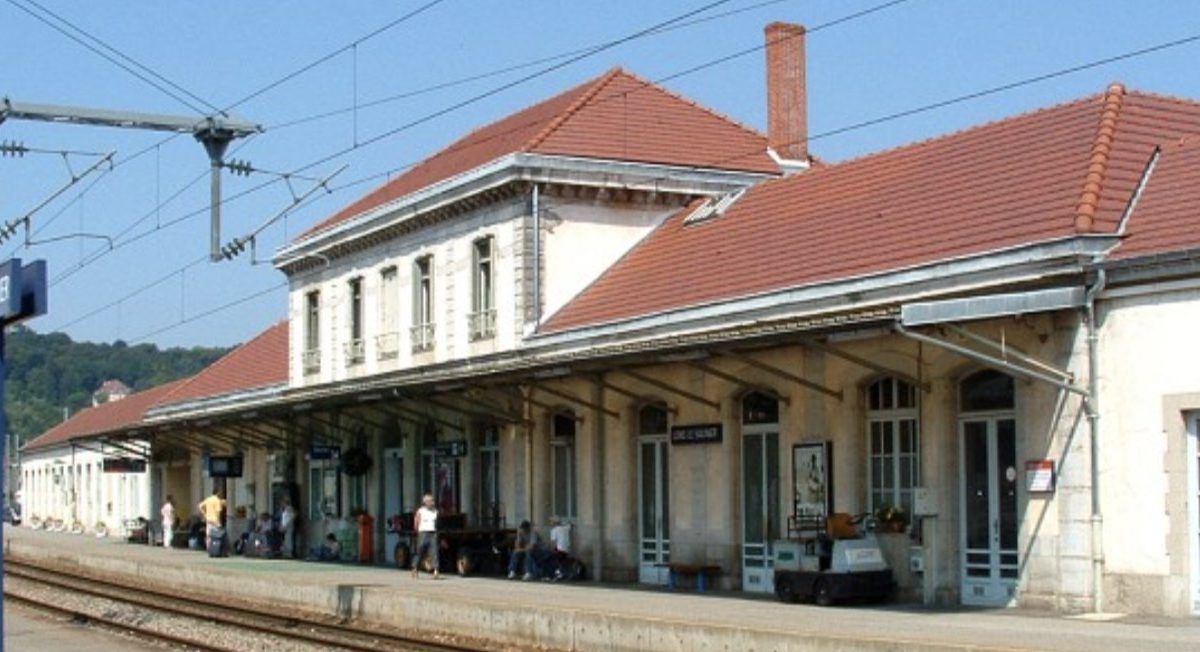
(960, 416, 1019, 606)
(638, 437, 671, 584)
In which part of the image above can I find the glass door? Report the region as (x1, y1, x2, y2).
(960, 416, 1019, 606)
(741, 391, 781, 593)
(383, 447, 404, 563)
(638, 437, 671, 584)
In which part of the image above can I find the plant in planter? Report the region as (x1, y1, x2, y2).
(340, 447, 373, 477)
(874, 504, 909, 533)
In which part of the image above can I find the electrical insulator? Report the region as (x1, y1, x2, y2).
(221, 237, 248, 260)
(225, 159, 255, 176)
(0, 140, 28, 157)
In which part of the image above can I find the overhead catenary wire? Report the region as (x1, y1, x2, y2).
(45, 0, 748, 288)
(220, 0, 451, 113)
(46, 8, 1199, 344)
(5, 0, 220, 115)
(125, 281, 287, 344)
(267, 0, 800, 131)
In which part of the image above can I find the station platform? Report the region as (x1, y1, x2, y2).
(4, 527, 1197, 652)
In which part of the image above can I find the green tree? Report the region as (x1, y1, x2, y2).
(5, 326, 231, 445)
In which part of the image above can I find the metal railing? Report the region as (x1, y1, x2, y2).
(343, 339, 365, 366)
(410, 322, 435, 353)
(468, 309, 496, 341)
(375, 332, 399, 360)
(302, 349, 321, 374)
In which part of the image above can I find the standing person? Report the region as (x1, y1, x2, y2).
(197, 488, 226, 552)
(160, 495, 176, 549)
(412, 494, 440, 580)
(278, 497, 296, 559)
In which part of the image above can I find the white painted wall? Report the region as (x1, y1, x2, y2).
(20, 444, 151, 535)
(540, 198, 675, 321)
(287, 193, 677, 389)
(288, 199, 526, 388)
(1098, 286, 1200, 576)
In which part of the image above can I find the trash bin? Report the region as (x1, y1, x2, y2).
(358, 512, 375, 564)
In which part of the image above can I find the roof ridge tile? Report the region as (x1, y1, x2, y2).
(523, 67, 624, 152)
(1073, 82, 1127, 233)
(603, 67, 769, 141)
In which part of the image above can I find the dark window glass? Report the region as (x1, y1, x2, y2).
(741, 392, 779, 424)
(961, 370, 1015, 412)
(639, 404, 669, 435)
(553, 412, 576, 439)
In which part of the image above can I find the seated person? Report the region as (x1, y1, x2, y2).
(248, 512, 275, 556)
(309, 533, 341, 562)
(545, 517, 572, 580)
(508, 520, 541, 580)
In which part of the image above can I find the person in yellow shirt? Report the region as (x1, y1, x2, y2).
(197, 489, 226, 550)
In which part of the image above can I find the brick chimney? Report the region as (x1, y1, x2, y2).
(765, 22, 809, 171)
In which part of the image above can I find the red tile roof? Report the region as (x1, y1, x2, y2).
(157, 320, 289, 406)
(299, 67, 778, 240)
(22, 379, 191, 452)
(542, 86, 1200, 333)
(1111, 135, 1200, 260)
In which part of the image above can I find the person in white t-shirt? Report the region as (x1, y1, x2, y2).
(549, 518, 571, 555)
(160, 496, 176, 549)
(278, 497, 296, 558)
(412, 494, 440, 579)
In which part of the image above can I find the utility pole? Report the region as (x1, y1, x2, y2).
(0, 99, 260, 261)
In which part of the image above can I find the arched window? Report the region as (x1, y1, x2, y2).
(960, 369, 1015, 412)
(866, 377, 919, 515)
(639, 403, 669, 436)
(551, 410, 577, 520)
(742, 391, 780, 425)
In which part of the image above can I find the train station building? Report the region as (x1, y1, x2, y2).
(19, 22, 1200, 617)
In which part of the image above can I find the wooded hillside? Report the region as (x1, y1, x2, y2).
(6, 326, 230, 444)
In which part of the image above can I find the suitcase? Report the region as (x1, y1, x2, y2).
(207, 526, 228, 558)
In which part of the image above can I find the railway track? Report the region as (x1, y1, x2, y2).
(5, 558, 486, 652)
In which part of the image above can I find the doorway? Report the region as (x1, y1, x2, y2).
(638, 404, 671, 585)
(383, 447, 404, 563)
(959, 370, 1019, 607)
(742, 392, 780, 594)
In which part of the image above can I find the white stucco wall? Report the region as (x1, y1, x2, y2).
(20, 444, 152, 535)
(540, 199, 676, 321)
(1097, 286, 1200, 577)
(288, 199, 526, 388)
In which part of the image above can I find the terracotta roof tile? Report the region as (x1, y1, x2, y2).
(1111, 136, 1200, 260)
(157, 320, 288, 406)
(22, 379, 191, 452)
(542, 86, 1200, 333)
(298, 68, 777, 240)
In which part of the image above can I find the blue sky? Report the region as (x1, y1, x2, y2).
(2, 0, 1198, 349)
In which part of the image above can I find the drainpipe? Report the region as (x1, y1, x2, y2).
(1084, 267, 1107, 613)
(531, 185, 541, 326)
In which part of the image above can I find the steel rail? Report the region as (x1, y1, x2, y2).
(4, 589, 234, 652)
(6, 558, 481, 652)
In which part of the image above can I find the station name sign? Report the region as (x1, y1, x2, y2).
(434, 440, 468, 457)
(0, 258, 48, 326)
(102, 457, 147, 474)
(309, 445, 341, 461)
(670, 423, 723, 445)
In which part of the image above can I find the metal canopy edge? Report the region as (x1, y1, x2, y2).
(900, 287, 1086, 327)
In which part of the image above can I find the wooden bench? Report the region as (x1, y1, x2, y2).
(659, 563, 721, 592)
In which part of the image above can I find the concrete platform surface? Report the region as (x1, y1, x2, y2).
(5, 602, 157, 651)
(4, 527, 1199, 651)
